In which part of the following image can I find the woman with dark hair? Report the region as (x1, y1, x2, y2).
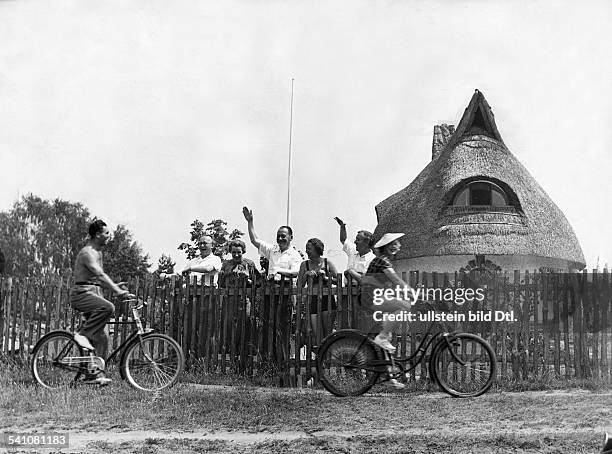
(218, 239, 259, 355)
(297, 238, 339, 344)
(218, 239, 258, 287)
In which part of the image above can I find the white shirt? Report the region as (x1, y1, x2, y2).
(184, 253, 222, 286)
(258, 241, 302, 279)
(343, 239, 375, 275)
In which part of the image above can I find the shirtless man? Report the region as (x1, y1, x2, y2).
(70, 219, 133, 385)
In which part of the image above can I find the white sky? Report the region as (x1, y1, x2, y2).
(1, 0, 610, 273)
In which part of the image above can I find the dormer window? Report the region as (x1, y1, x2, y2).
(452, 181, 509, 207)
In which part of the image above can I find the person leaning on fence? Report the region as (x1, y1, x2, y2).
(334, 217, 375, 330)
(219, 239, 259, 288)
(70, 219, 134, 386)
(333, 217, 375, 285)
(219, 239, 259, 354)
(180, 235, 222, 286)
(297, 238, 339, 346)
(242, 206, 301, 363)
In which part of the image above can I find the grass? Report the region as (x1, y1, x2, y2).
(1, 359, 611, 453)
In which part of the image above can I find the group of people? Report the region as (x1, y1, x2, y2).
(69, 209, 414, 388)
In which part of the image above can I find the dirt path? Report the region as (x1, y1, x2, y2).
(185, 382, 612, 399)
(39, 426, 605, 452)
(2, 387, 610, 453)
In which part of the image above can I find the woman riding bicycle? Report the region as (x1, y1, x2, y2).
(361, 233, 413, 370)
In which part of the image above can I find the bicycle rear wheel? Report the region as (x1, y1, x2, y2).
(31, 331, 84, 389)
(430, 333, 496, 397)
(120, 333, 184, 392)
(317, 330, 381, 397)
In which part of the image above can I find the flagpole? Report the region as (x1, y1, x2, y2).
(286, 78, 294, 226)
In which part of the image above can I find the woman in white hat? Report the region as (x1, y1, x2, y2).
(363, 232, 413, 356)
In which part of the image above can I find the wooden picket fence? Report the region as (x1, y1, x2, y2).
(1, 270, 611, 386)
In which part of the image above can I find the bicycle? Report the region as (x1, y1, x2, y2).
(31, 297, 185, 392)
(316, 300, 497, 397)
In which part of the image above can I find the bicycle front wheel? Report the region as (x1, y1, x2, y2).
(31, 331, 84, 389)
(120, 334, 184, 392)
(317, 331, 381, 397)
(430, 333, 496, 397)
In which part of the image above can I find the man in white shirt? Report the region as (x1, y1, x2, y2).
(334, 217, 375, 284)
(242, 207, 301, 280)
(180, 235, 222, 286)
(242, 206, 301, 369)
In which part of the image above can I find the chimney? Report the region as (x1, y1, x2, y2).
(431, 123, 455, 161)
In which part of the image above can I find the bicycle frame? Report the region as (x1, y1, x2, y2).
(106, 302, 152, 364)
(54, 301, 151, 374)
(343, 301, 464, 377)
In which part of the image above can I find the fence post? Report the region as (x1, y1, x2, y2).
(602, 270, 610, 381)
(592, 270, 601, 379)
(579, 269, 589, 378)
(1, 278, 12, 353)
(604, 270, 611, 381)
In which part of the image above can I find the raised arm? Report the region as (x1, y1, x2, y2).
(242, 206, 262, 249)
(334, 217, 347, 244)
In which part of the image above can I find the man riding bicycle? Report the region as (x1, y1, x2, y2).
(70, 219, 133, 385)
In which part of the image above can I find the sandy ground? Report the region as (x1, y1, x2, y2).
(2, 387, 611, 453)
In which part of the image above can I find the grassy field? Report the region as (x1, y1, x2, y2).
(1, 359, 611, 453)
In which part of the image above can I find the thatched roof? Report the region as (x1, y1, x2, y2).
(374, 90, 585, 268)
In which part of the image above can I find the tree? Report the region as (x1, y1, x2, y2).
(156, 253, 176, 275)
(103, 225, 151, 282)
(178, 219, 244, 259)
(0, 194, 152, 279)
(0, 194, 91, 277)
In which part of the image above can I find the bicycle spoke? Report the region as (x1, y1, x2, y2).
(432, 333, 496, 397)
(31, 332, 84, 389)
(317, 332, 380, 397)
(122, 334, 184, 391)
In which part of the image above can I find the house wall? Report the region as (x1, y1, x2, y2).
(393, 254, 581, 274)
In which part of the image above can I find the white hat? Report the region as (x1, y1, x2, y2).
(373, 233, 404, 249)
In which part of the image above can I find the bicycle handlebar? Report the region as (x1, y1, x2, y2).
(122, 297, 147, 310)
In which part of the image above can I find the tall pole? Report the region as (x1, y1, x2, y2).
(286, 78, 294, 226)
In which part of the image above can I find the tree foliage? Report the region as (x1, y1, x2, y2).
(103, 225, 151, 282)
(0, 194, 91, 276)
(156, 253, 176, 275)
(0, 194, 151, 280)
(178, 219, 244, 259)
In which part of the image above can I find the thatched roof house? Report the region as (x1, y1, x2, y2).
(373, 90, 585, 272)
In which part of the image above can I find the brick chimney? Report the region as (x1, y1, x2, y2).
(431, 123, 455, 161)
